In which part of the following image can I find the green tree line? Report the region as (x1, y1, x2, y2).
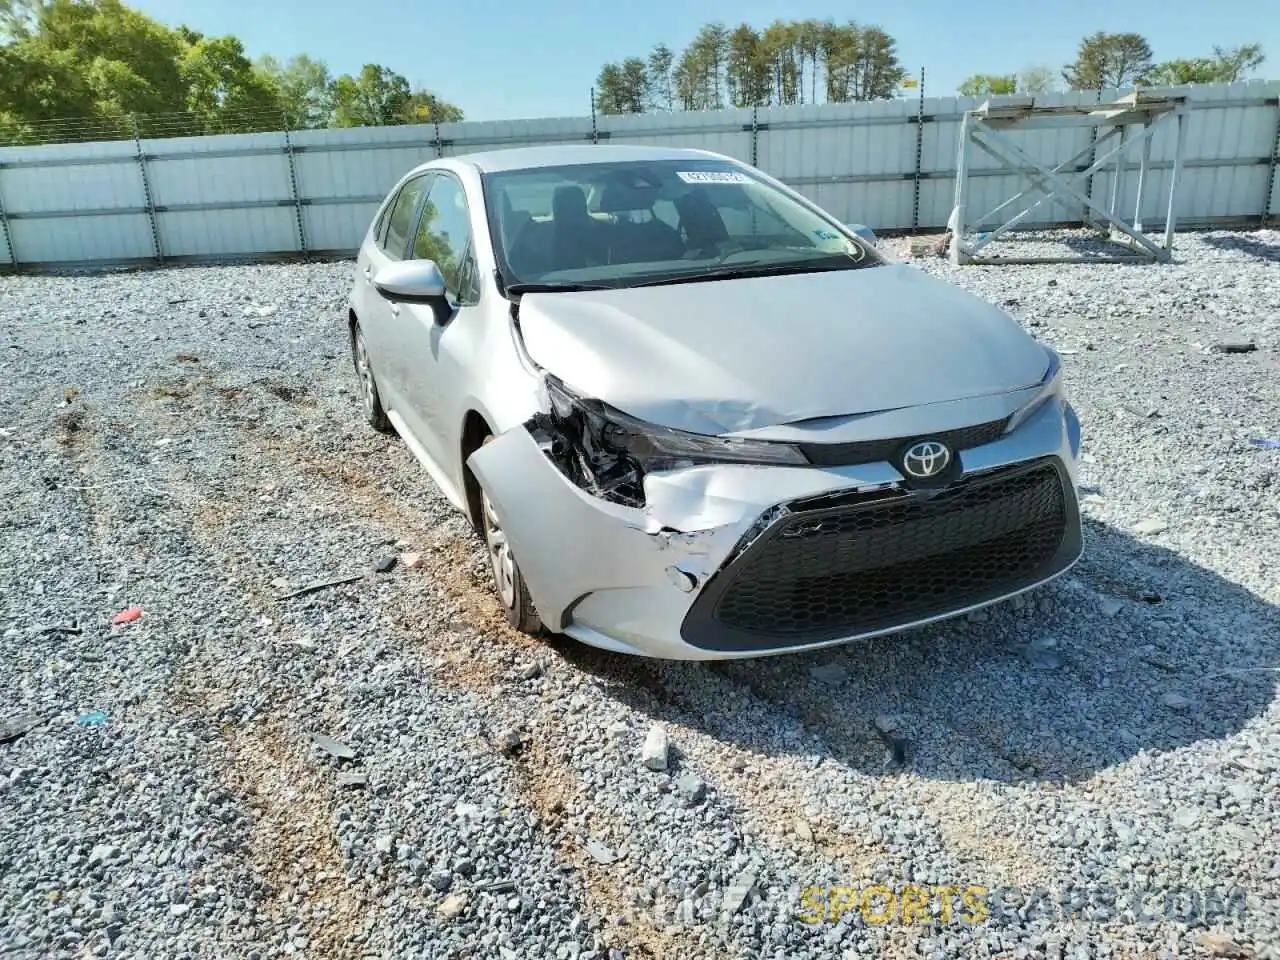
(0, 0, 462, 144)
(595, 20, 909, 114)
(959, 32, 1264, 97)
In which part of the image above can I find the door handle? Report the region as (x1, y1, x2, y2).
(362, 266, 372, 283)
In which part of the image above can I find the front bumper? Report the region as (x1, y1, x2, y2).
(467, 395, 1083, 661)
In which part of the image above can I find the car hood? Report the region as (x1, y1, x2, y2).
(516, 264, 1050, 435)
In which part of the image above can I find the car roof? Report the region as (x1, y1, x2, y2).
(446, 144, 732, 174)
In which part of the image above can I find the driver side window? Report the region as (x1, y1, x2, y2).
(411, 175, 478, 304)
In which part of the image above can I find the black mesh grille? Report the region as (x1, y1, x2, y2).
(799, 417, 1010, 467)
(681, 459, 1076, 650)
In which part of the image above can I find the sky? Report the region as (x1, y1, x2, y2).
(128, 0, 1277, 122)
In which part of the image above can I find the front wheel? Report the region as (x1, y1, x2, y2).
(479, 440, 543, 635)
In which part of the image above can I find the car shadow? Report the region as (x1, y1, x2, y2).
(547, 515, 1278, 785)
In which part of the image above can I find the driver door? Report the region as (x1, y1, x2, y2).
(361, 172, 433, 437)
(392, 172, 483, 475)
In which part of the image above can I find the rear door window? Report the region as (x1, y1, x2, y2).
(380, 175, 431, 260)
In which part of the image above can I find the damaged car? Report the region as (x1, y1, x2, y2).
(347, 144, 1083, 660)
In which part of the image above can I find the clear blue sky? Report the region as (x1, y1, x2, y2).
(129, 0, 1276, 121)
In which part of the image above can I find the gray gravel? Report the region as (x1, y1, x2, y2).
(1, 229, 1277, 959)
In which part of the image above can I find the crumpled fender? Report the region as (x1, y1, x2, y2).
(467, 427, 898, 631)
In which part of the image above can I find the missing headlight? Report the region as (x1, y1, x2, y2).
(528, 375, 809, 509)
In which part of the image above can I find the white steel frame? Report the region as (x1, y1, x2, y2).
(948, 92, 1192, 265)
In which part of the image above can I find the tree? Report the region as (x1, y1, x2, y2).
(595, 58, 647, 114)
(1145, 57, 1218, 86)
(958, 73, 1017, 97)
(793, 19, 824, 104)
(762, 19, 800, 104)
(819, 21, 854, 103)
(257, 53, 331, 128)
(329, 64, 412, 127)
(849, 26, 906, 100)
(1143, 42, 1263, 87)
(646, 43, 674, 111)
(1063, 31, 1153, 90)
(725, 23, 770, 107)
(686, 22, 729, 109)
(403, 89, 462, 123)
(1210, 43, 1265, 82)
(0, 0, 42, 39)
(0, 0, 464, 142)
(36, 0, 187, 115)
(179, 33, 282, 131)
(1017, 65, 1056, 93)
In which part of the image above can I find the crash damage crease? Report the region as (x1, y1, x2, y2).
(468, 300, 1077, 655)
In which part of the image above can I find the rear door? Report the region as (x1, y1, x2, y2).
(360, 173, 434, 427)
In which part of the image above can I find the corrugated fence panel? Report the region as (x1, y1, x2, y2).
(292, 124, 436, 253)
(0, 139, 153, 263)
(144, 132, 298, 257)
(0, 80, 1277, 267)
(605, 109, 754, 162)
(759, 99, 918, 229)
(443, 116, 593, 155)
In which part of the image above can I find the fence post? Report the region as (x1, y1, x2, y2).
(281, 113, 307, 254)
(750, 105, 759, 167)
(590, 88, 599, 144)
(1263, 96, 1280, 226)
(1083, 82, 1104, 225)
(0, 169, 15, 268)
(131, 115, 163, 264)
(911, 67, 926, 233)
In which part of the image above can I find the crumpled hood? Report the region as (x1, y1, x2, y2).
(517, 264, 1050, 435)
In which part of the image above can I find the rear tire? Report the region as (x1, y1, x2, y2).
(479, 436, 543, 635)
(350, 322, 394, 434)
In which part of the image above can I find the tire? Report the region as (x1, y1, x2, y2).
(350, 322, 394, 434)
(479, 436, 543, 635)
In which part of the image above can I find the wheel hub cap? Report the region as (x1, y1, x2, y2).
(482, 491, 516, 608)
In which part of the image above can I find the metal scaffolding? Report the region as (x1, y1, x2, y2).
(948, 91, 1192, 265)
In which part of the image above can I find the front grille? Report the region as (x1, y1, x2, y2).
(799, 417, 1010, 467)
(681, 459, 1079, 651)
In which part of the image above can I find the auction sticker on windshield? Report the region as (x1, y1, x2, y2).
(676, 170, 751, 184)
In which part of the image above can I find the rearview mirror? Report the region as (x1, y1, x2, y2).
(844, 223, 878, 247)
(373, 259, 447, 302)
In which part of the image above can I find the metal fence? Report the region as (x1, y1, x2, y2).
(0, 80, 1277, 270)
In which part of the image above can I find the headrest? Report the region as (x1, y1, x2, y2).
(552, 185, 588, 220)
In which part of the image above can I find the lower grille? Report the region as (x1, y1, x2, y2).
(681, 458, 1079, 651)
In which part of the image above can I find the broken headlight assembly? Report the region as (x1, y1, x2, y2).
(1003, 346, 1063, 435)
(530, 375, 808, 508)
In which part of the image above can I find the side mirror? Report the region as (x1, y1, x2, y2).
(373, 259, 447, 303)
(844, 223, 878, 247)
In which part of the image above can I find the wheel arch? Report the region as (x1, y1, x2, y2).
(460, 408, 493, 532)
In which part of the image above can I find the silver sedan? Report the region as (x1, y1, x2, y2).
(347, 144, 1083, 660)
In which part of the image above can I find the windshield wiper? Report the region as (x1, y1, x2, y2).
(505, 281, 613, 295)
(627, 260, 862, 289)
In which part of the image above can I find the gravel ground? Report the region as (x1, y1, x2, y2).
(1, 229, 1278, 960)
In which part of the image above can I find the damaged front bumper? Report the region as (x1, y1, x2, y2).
(467, 394, 1084, 661)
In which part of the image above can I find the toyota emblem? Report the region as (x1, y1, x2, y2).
(901, 440, 952, 479)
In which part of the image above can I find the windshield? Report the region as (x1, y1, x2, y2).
(480, 158, 884, 291)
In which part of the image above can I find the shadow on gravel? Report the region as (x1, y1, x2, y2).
(1198, 232, 1280, 263)
(550, 516, 1278, 786)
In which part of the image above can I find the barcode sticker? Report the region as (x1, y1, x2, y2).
(676, 170, 751, 184)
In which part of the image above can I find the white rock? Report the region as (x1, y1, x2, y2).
(641, 724, 669, 771)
